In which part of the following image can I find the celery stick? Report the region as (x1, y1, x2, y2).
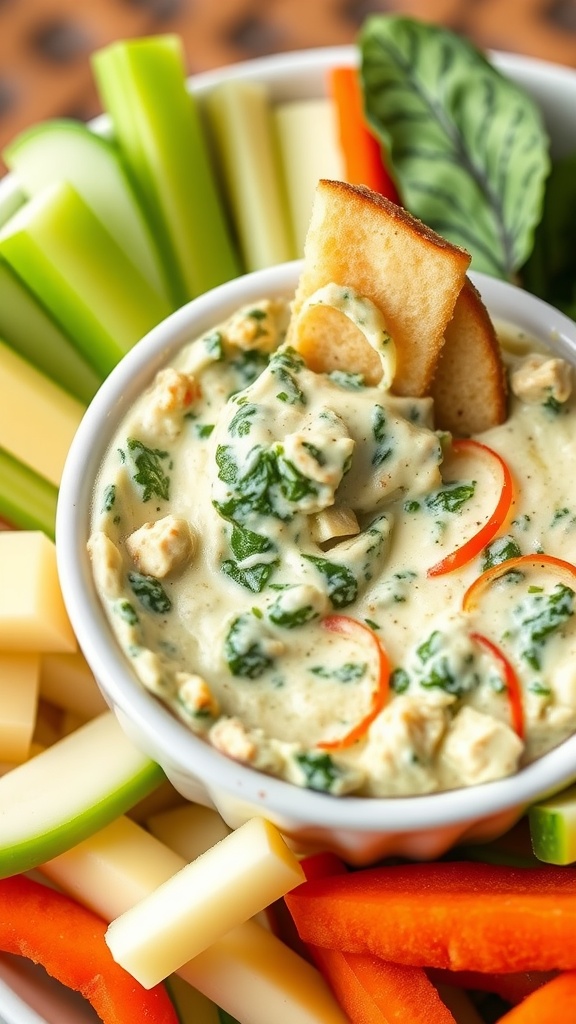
(0, 181, 172, 377)
(274, 98, 344, 254)
(3, 119, 172, 306)
(204, 81, 295, 271)
(92, 35, 241, 305)
(0, 257, 101, 404)
(0, 446, 58, 538)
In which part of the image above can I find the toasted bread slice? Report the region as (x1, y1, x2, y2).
(287, 179, 471, 396)
(431, 277, 508, 435)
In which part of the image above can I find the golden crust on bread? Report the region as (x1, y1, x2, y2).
(287, 179, 471, 396)
(431, 277, 508, 435)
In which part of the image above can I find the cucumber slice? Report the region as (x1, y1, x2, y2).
(3, 118, 172, 306)
(0, 258, 101, 404)
(0, 181, 172, 377)
(92, 35, 241, 306)
(529, 782, 576, 864)
(0, 711, 165, 878)
(204, 81, 295, 271)
(0, 446, 58, 537)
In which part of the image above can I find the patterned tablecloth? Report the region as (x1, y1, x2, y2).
(1, 0, 576, 163)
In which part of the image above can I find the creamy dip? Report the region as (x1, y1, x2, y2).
(89, 294, 576, 797)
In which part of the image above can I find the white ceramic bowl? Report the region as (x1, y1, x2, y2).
(57, 259, 576, 865)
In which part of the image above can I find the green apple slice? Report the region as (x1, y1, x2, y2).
(0, 711, 165, 878)
(0, 181, 172, 377)
(204, 80, 295, 271)
(3, 118, 171, 306)
(0, 258, 101, 404)
(0, 446, 58, 536)
(529, 782, 576, 864)
(92, 35, 241, 306)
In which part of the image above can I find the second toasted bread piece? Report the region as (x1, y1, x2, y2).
(431, 277, 508, 435)
(287, 179, 471, 396)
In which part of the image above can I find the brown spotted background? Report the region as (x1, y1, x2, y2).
(1, 0, 576, 167)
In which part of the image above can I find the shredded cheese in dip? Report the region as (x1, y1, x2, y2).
(89, 296, 576, 797)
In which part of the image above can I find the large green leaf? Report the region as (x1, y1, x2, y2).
(359, 15, 550, 279)
(522, 152, 576, 318)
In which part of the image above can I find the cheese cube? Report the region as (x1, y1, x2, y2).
(0, 532, 76, 652)
(105, 816, 305, 988)
(0, 339, 84, 487)
(0, 653, 40, 762)
(40, 651, 107, 719)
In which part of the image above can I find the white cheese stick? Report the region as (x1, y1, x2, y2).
(0, 532, 76, 653)
(274, 98, 343, 254)
(0, 653, 40, 762)
(104, 816, 305, 988)
(146, 803, 231, 861)
(41, 815, 348, 1024)
(40, 651, 108, 719)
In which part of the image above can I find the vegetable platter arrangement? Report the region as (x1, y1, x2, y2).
(3, 12, 576, 1024)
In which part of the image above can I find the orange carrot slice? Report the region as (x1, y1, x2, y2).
(470, 631, 524, 738)
(427, 439, 514, 577)
(310, 945, 457, 1024)
(497, 970, 576, 1023)
(285, 861, 576, 973)
(317, 615, 390, 750)
(329, 66, 401, 202)
(0, 874, 178, 1024)
(463, 553, 576, 612)
(428, 967, 557, 1007)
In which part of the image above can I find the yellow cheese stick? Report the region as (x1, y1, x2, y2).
(273, 98, 343, 254)
(146, 803, 231, 861)
(105, 817, 305, 987)
(40, 651, 108, 719)
(41, 816, 348, 1024)
(0, 532, 76, 652)
(0, 653, 40, 762)
(0, 339, 84, 487)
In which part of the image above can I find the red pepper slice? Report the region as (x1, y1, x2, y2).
(463, 553, 576, 613)
(329, 67, 402, 203)
(470, 631, 524, 739)
(0, 873, 178, 1024)
(317, 615, 390, 750)
(427, 439, 514, 578)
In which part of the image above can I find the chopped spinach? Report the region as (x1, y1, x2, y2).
(203, 330, 224, 360)
(268, 599, 318, 629)
(115, 599, 139, 625)
(221, 523, 279, 593)
(417, 630, 443, 663)
(223, 614, 275, 678)
(390, 667, 410, 693)
(221, 559, 277, 593)
(128, 571, 172, 614)
(303, 555, 358, 608)
(228, 402, 259, 437)
(311, 662, 367, 682)
(127, 438, 171, 502)
(328, 370, 365, 389)
(512, 582, 575, 670)
(372, 404, 394, 467)
(425, 481, 476, 514)
(102, 484, 116, 513)
(194, 423, 215, 439)
(228, 349, 269, 391)
(482, 534, 522, 570)
(273, 367, 306, 405)
(294, 751, 343, 792)
(269, 346, 305, 374)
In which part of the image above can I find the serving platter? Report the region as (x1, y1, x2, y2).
(2, 38, 576, 1024)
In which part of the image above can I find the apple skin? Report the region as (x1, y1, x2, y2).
(0, 711, 165, 879)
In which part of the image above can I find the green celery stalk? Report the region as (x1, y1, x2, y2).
(204, 81, 295, 271)
(0, 446, 58, 538)
(0, 181, 172, 377)
(92, 35, 241, 306)
(3, 118, 172, 307)
(0, 257, 101, 404)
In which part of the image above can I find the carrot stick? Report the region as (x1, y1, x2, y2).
(497, 971, 576, 1023)
(285, 861, 576, 973)
(310, 945, 457, 1024)
(0, 874, 178, 1024)
(329, 66, 401, 202)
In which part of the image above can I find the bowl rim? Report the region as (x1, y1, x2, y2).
(57, 259, 576, 833)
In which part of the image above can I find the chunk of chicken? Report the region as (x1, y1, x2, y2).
(440, 705, 523, 785)
(126, 515, 194, 578)
(510, 353, 572, 406)
(140, 367, 201, 439)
